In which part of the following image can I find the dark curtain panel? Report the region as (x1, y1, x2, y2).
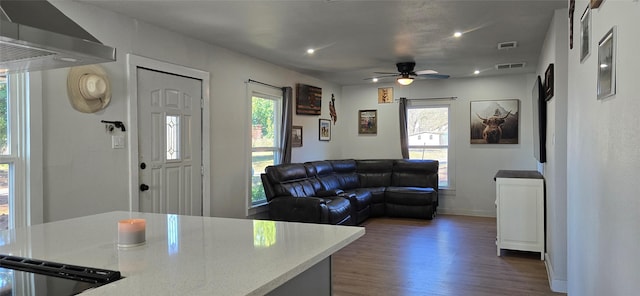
(399, 97, 409, 159)
(280, 87, 293, 164)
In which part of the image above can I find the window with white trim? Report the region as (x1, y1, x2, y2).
(407, 104, 451, 188)
(250, 90, 282, 207)
(0, 73, 27, 231)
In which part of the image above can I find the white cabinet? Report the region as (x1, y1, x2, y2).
(494, 170, 544, 260)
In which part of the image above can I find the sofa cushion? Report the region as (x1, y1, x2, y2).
(329, 160, 360, 189)
(305, 161, 333, 176)
(341, 189, 373, 211)
(357, 159, 394, 187)
(385, 187, 436, 206)
(359, 187, 386, 204)
(322, 197, 352, 225)
(266, 163, 308, 183)
(391, 159, 439, 189)
(265, 164, 318, 199)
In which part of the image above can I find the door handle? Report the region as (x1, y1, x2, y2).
(140, 184, 150, 191)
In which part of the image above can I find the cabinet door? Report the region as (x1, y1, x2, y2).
(496, 178, 544, 253)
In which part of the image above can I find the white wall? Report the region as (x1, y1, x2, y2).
(567, 1, 640, 295)
(341, 74, 538, 217)
(42, 1, 341, 222)
(536, 9, 568, 292)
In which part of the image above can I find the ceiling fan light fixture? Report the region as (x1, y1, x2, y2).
(397, 75, 413, 85)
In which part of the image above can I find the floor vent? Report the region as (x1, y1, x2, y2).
(497, 41, 518, 50)
(495, 62, 526, 70)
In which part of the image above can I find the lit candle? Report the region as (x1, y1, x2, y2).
(118, 219, 146, 247)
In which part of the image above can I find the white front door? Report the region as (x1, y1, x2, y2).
(137, 68, 203, 215)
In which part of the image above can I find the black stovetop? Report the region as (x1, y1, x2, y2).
(0, 254, 121, 295)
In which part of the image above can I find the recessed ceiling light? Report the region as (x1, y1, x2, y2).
(600, 64, 608, 68)
(306, 48, 315, 54)
(454, 32, 462, 38)
(474, 70, 480, 75)
(372, 78, 378, 82)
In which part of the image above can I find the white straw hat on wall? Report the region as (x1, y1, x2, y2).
(67, 65, 111, 113)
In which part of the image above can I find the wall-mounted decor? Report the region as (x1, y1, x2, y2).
(329, 94, 337, 124)
(597, 26, 616, 100)
(319, 119, 331, 141)
(580, 5, 591, 63)
(532, 76, 547, 163)
(296, 83, 322, 115)
(544, 63, 554, 101)
(378, 87, 393, 103)
(358, 110, 377, 135)
(67, 64, 112, 113)
(470, 99, 519, 144)
(590, 0, 603, 9)
(569, 0, 575, 49)
(292, 125, 303, 147)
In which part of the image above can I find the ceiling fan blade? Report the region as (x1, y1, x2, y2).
(366, 74, 400, 79)
(415, 69, 438, 75)
(373, 71, 399, 75)
(418, 73, 450, 79)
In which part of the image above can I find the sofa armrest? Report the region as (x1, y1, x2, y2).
(268, 196, 329, 223)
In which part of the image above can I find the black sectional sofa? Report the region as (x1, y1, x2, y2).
(260, 159, 439, 225)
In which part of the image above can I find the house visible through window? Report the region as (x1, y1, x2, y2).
(407, 105, 450, 188)
(250, 91, 282, 207)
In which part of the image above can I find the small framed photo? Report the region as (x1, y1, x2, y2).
(378, 87, 393, 103)
(597, 26, 616, 100)
(580, 5, 591, 63)
(292, 125, 303, 147)
(358, 110, 377, 135)
(319, 119, 331, 141)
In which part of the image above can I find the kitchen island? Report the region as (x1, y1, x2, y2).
(0, 211, 364, 295)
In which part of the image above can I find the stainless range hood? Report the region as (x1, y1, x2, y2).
(0, 0, 116, 73)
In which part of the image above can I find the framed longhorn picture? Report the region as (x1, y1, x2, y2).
(470, 99, 519, 144)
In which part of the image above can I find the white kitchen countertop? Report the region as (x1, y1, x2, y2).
(0, 211, 364, 295)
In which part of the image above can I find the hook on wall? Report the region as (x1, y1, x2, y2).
(101, 120, 126, 132)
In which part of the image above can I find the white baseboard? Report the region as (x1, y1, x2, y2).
(438, 208, 495, 217)
(545, 253, 568, 293)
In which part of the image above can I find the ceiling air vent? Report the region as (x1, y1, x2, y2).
(495, 62, 527, 70)
(497, 41, 518, 50)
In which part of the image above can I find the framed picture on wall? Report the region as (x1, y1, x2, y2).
(470, 99, 519, 144)
(319, 119, 331, 141)
(597, 26, 616, 100)
(358, 110, 377, 135)
(377, 87, 393, 103)
(296, 83, 322, 115)
(580, 5, 591, 63)
(292, 125, 303, 147)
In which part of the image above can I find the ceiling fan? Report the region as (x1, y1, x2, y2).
(368, 62, 450, 85)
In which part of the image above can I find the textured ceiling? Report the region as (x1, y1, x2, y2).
(81, 0, 566, 85)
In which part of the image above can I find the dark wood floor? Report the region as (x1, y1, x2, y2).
(332, 215, 566, 296)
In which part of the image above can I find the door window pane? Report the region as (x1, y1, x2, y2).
(166, 115, 180, 160)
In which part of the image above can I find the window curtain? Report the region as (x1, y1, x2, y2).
(399, 97, 409, 159)
(279, 87, 293, 164)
